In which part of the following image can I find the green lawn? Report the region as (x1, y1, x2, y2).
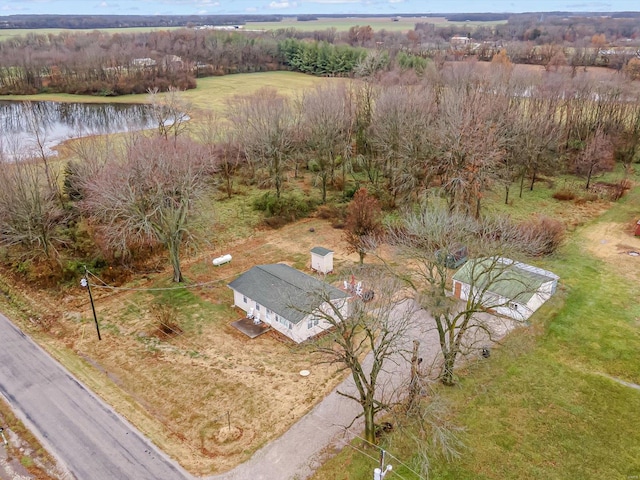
(311, 184, 640, 480)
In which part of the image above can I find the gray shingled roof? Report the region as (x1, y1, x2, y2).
(228, 264, 348, 324)
(310, 246, 333, 256)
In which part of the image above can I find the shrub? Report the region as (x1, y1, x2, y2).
(552, 189, 576, 201)
(518, 215, 565, 256)
(253, 192, 317, 226)
(307, 159, 320, 172)
(152, 304, 183, 339)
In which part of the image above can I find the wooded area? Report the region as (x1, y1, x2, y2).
(0, 13, 638, 95)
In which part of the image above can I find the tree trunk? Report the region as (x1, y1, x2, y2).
(358, 250, 365, 265)
(586, 163, 594, 190)
(504, 184, 510, 205)
(321, 171, 327, 204)
(529, 168, 537, 191)
(407, 340, 421, 409)
(226, 173, 233, 199)
(441, 350, 457, 386)
(363, 398, 376, 445)
(167, 238, 183, 283)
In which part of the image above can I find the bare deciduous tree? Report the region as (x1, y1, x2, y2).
(63, 134, 119, 202)
(226, 87, 295, 199)
(148, 86, 191, 143)
(301, 83, 354, 203)
(0, 156, 68, 261)
(369, 85, 435, 205)
(80, 136, 211, 282)
(303, 271, 417, 444)
(430, 73, 511, 217)
(192, 111, 245, 199)
(389, 201, 554, 385)
(22, 101, 64, 206)
(574, 128, 614, 190)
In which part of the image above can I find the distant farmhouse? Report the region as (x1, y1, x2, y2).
(450, 35, 471, 46)
(452, 257, 559, 321)
(228, 264, 349, 343)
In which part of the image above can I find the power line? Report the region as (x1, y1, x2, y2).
(85, 268, 221, 292)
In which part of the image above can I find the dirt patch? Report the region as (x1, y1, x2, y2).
(582, 221, 640, 282)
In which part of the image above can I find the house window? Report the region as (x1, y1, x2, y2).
(243, 296, 247, 304)
(307, 317, 319, 329)
(255, 304, 260, 311)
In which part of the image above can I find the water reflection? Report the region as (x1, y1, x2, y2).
(0, 101, 157, 159)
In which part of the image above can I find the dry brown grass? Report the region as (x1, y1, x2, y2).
(1, 217, 362, 476)
(581, 221, 640, 283)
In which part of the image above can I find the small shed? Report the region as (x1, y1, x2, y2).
(635, 219, 640, 236)
(311, 247, 334, 274)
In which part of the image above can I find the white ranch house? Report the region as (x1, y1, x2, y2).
(228, 264, 349, 343)
(452, 257, 559, 321)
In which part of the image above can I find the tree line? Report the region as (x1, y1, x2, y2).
(1, 12, 640, 96)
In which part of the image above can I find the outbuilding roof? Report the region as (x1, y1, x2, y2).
(452, 257, 558, 304)
(228, 264, 348, 324)
(310, 246, 333, 256)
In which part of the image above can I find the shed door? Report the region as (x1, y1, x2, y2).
(453, 281, 462, 299)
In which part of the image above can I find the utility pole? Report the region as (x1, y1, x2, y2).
(374, 449, 392, 480)
(0, 427, 7, 446)
(407, 339, 422, 408)
(81, 267, 101, 341)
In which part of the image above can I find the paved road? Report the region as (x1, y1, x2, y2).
(0, 312, 191, 480)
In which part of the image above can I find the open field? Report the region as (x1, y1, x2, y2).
(310, 177, 640, 479)
(0, 27, 184, 42)
(0, 71, 343, 114)
(245, 16, 506, 32)
(0, 17, 506, 41)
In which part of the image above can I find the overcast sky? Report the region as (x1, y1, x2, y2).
(0, 0, 637, 16)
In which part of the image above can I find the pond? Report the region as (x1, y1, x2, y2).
(0, 101, 158, 159)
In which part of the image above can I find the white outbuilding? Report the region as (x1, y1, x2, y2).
(310, 246, 334, 274)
